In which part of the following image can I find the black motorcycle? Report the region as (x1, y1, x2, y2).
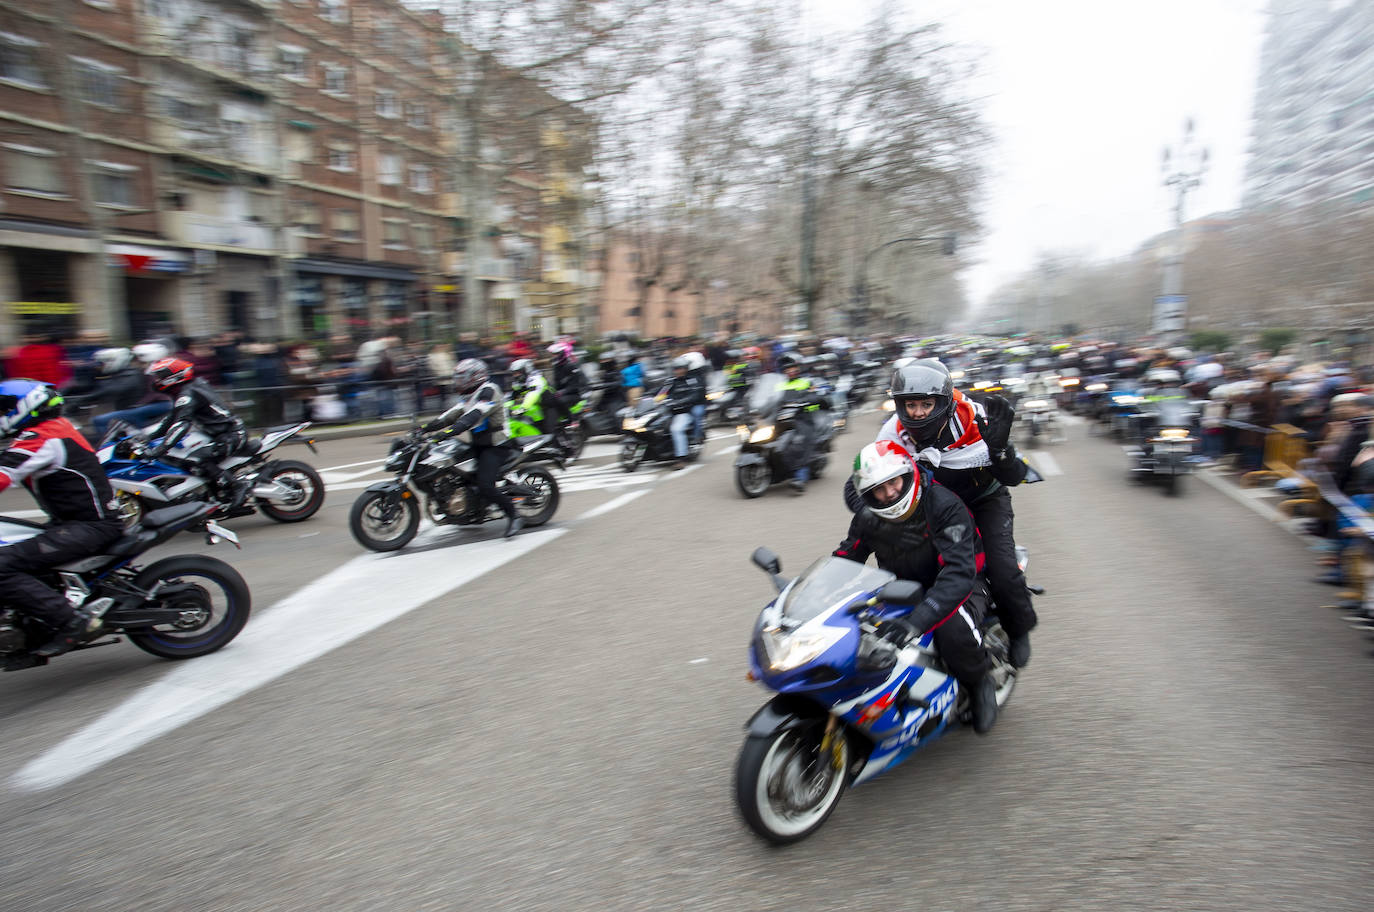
(0, 503, 251, 671)
(1125, 391, 1200, 495)
(617, 390, 703, 472)
(349, 427, 562, 552)
(734, 373, 835, 498)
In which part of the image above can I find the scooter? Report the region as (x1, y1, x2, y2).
(734, 374, 835, 498)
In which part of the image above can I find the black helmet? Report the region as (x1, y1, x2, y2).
(889, 359, 953, 443)
(778, 352, 803, 373)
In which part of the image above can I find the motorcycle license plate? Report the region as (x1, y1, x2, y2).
(204, 521, 240, 547)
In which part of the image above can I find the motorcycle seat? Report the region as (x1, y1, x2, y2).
(105, 530, 158, 558)
(236, 439, 263, 457)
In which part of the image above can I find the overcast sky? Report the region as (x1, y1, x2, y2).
(808, 0, 1269, 309)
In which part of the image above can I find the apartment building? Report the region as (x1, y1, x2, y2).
(0, 0, 594, 347)
(1243, 0, 1374, 209)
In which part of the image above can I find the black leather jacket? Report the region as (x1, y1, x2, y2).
(834, 474, 982, 633)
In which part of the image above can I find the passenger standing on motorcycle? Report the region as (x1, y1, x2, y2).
(423, 358, 524, 538)
(0, 380, 123, 657)
(848, 359, 1036, 668)
(141, 358, 252, 509)
(778, 352, 827, 493)
(666, 356, 705, 470)
(834, 441, 999, 733)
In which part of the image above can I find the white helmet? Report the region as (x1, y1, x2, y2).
(132, 341, 170, 364)
(94, 347, 132, 373)
(852, 441, 922, 522)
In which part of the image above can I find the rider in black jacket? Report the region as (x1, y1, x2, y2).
(665, 356, 705, 469)
(422, 358, 524, 538)
(834, 440, 999, 733)
(142, 358, 251, 509)
(0, 380, 123, 657)
(846, 360, 1037, 668)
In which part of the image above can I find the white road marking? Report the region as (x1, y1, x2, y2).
(575, 490, 649, 521)
(1026, 450, 1064, 477)
(689, 657, 710, 665)
(10, 528, 566, 791)
(1, 509, 46, 521)
(319, 456, 387, 473)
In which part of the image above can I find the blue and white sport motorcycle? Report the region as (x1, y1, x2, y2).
(97, 421, 324, 529)
(735, 547, 1023, 844)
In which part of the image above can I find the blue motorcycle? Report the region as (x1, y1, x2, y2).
(97, 421, 324, 529)
(735, 547, 1023, 844)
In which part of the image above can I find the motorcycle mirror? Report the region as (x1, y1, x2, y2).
(751, 546, 781, 575)
(878, 579, 924, 605)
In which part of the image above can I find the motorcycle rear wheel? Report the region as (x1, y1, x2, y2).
(124, 555, 251, 659)
(508, 466, 560, 526)
(256, 459, 326, 523)
(349, 490, 421, 552)
(735, 722, 850, 845)
(735, 462, 770, 498)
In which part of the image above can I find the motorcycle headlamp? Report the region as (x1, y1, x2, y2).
(760, 625, 845, 672)
(623, 415, 650, 432)
(706, 390, 723, 401)
(749, 425, 776, 444)
(1021, 399, 1050, 410)
(1085, 382, 1108, 392)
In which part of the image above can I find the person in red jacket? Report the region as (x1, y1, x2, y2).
(4, 333, 70, 386)
(0, 380, 123, 657)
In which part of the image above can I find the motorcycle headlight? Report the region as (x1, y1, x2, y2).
(881, 399, 895, 412)
(749, 425, 775, 444)
(1021, 399, 1049, 410)
(737, 424, 750, 441)
(760, 626, 846, 672)
(622, 416, 649, 431)
(1158, 427, 1191, 440)
(1085, 382, 1108, 392)
(706, 390, 723, 401)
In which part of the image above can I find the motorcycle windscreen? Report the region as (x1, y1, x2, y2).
(1150, 391, 1196, 428)
(747, 373, 788, 415)
(780, 556, 895, 623)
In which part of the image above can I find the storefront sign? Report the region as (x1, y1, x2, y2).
(8, 301, 82, 315)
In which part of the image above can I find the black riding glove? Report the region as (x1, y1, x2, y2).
(975, 394, 1014, 454)
(421, 419, 445, 434)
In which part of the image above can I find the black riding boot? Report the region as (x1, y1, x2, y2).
(967, 674, 998, 735)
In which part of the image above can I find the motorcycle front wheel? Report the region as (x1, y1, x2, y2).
(349, 489, 421, 552)
(508, 466, 560, 526)
(619, 439, 645, 473)
(735, 462, 770, 498)
(124, 556, 252, 659)
(256, 459, 326, 523)
(735, 721, 850, 845)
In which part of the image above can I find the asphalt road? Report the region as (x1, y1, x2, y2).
(1, 417, 1372, 911)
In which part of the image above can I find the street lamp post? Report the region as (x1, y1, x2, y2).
(851, 234, 957, 333)
(1157, 119, 1208, 342)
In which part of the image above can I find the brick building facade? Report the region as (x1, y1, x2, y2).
(0, 0, 594, 347)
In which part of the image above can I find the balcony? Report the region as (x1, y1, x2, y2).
(163, 211, 275, 254)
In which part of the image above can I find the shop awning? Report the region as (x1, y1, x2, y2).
(292, 258, 417, 282)
(107, 243, 191, 274)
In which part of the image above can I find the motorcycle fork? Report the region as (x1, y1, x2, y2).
(818, 715, 843, 771)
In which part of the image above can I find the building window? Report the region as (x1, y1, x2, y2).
(327, 143, 355, 172)
(293, 200, 322, 234)
(412, 223, 435, 252)
(322, 63, 348, 95)
(145, 0, 177, 18)
(383, 218, 407, 249)
(379, 152, 402, 186)
(0, 32, 46, 89)
(320, 0, 348, 26)
(3, 143, 63, 196)
(72, 57, 124, 109)
(409, 163, 432, 193)
(90, 160, 137, 207)
(376, 89, 398, 119)
(279, 45, 307, 81)
(406, 101, 428, 129)
(375, 18, 396, 54)
(332, 208, 359, 241)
